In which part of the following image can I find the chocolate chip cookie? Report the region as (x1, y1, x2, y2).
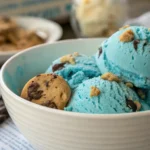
(0, 16, 46, 51)
(21, 74, 71, 110)
(7, 29, 45, 50)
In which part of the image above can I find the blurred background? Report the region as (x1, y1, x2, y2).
(0, 0, 149, 67)
(0, 0, 149, 40)
(0, 0, 150, 75)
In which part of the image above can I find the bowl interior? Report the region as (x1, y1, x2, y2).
(1, 39, 105, 96)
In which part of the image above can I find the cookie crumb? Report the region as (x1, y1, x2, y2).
(119, 25, 130, 30)
(119, 29, 134, 42)
(61, 54, 75, 64)
(125, 82, 134, 88)
(134, 101, 141, 111)
(133, 40, 140, 50)
(101, 72, 120, 82)
(73, 52, 79, 57)
(52, 63, 65, 72)
(90, 86, 100, 97)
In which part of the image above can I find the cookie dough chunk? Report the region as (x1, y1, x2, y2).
(101, 72, 120, 82)
(90, 86, 100, 97)
(119, 29, 134, 42)
(21, 74, 71, 110)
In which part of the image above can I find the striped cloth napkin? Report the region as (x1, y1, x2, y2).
(0, 97, 9, 124)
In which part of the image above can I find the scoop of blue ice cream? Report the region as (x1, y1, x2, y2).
(95, 26, 150, 89)
(65, 77, 150, 114)
(46, 53, 101, 89)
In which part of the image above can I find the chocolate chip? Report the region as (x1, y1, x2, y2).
(98, 47, 103, 58)
(48, 102, 57, 109)
(52, 63, 65, 72)
(133, 40, 140, 50)
(143, 41, 147, 46)
(60, 93, 63, 97)
(28, 83, 39, 93)
(126, 99, 137, 112)
(50, 74, 58, 82)
(45, 81, 49, 87)
(53, 74, 58, 79)
(42, 101, 57, 109)
(133, 86, 147, 99)
(28, 83, 43, 100)
(32, 90, 43, 99)
(143, 40, 147, 50)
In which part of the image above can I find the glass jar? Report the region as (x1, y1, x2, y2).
(71, 0, 128, 37)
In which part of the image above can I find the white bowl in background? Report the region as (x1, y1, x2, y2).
(0, 16, 63, 64)
(0, 39, 150, 150)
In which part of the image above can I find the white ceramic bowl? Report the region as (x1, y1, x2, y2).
(0, 39, 150, 150)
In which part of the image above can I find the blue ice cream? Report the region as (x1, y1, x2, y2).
(65, 76, 150, 114)
(46, 53, 101, 89)
(95, 26, 150, 89)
